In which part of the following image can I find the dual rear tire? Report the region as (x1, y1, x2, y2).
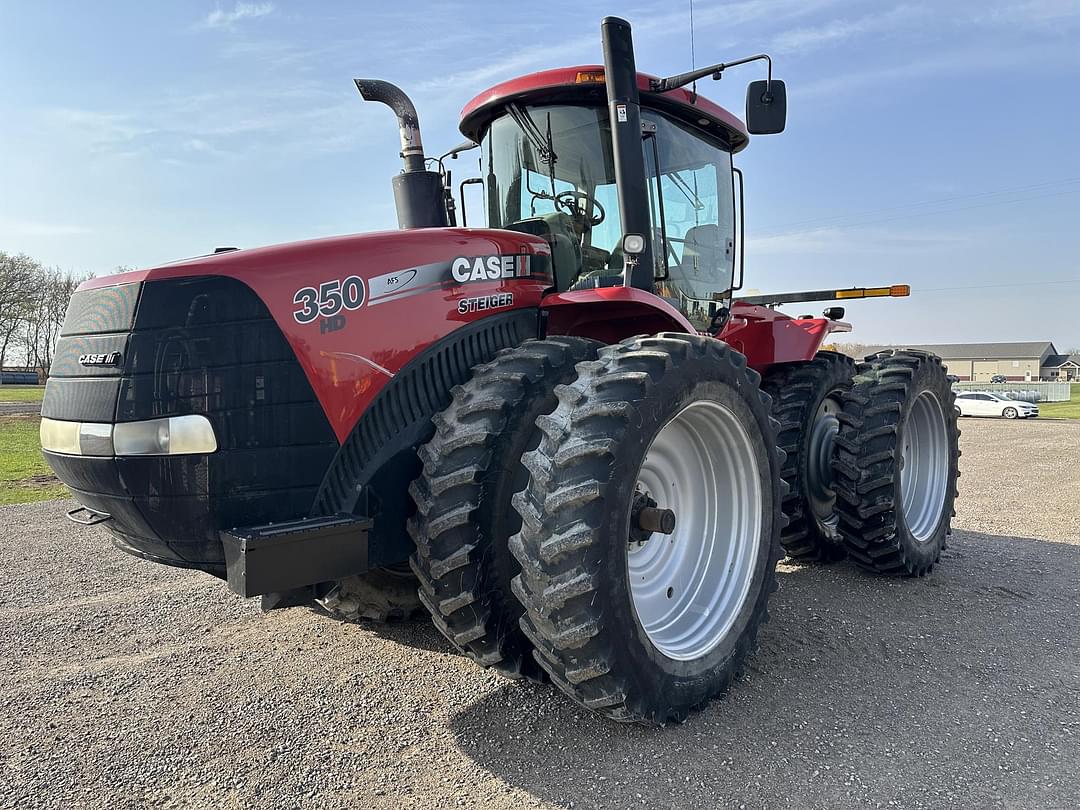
(833, 350, 961, 575)
(762, 352, 855, 562)
(761, 349, 960, 575)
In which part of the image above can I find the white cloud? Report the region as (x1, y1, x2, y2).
(749, 225, 972, 256)
(797, 38, 1080, 99)
(975, 0, 1080, 29)
(201, 3, 274, 30)
(413, 0, 846, 96)
(772, 5, 921, 54)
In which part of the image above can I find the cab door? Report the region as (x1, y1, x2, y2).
(641, 112, 736, 330)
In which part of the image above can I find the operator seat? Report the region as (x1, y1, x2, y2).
(677, 224, 724, 281)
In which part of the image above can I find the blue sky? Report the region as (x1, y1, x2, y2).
(2, 0, 1079, 346)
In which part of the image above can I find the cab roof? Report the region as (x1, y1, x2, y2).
(459, 65, 750, 153)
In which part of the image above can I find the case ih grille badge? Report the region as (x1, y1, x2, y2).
(78, 351, 122, 367)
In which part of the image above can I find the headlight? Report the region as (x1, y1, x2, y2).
(114, 415, 217, 455)
(40, 415, 217, 456)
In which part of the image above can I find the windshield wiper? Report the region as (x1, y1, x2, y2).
(668, 170, 705, 210)
(507, 103, 557, 169)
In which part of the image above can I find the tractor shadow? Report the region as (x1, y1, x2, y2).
(447, 530, 1080, 809)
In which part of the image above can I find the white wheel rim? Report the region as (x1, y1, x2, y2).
(628, 400, 763, 661)
(900, 390, 949, 542)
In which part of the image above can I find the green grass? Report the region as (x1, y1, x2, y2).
(0, 416, 67, 505)
(1040, 384, 1080, 419)
(0, 385, 45, 402)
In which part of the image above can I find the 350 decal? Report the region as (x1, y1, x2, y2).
(292, 276, 366, 324)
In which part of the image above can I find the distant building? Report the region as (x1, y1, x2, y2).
(860, 342, 1061, 382)
(1042, 353, 1080, 381)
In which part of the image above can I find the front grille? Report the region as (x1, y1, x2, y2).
(42, 275, 339, 570)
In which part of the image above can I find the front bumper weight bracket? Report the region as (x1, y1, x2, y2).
(221, 513, 371, 598)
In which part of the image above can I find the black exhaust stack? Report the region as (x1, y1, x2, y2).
(601, 17, 654, 292)
(354, 79, 448, 229)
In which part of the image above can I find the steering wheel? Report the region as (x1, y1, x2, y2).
(555, 190, 605, 227)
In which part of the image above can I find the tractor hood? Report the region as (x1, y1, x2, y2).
(72, 228, 553, 442)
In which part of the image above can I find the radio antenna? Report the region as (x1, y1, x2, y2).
(689, 1, 699, 101)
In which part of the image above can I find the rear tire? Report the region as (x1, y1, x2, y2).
(762, 352, 855, 562)
(408, 337, 600, 680)
(833, 350, 960, 576)
(510, 334, 785, 724)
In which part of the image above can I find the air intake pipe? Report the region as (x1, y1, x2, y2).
(354, 79, 448, 229)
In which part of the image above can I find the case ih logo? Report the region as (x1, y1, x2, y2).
(451, 254, 533, 284)
(78, 351, 122, 367)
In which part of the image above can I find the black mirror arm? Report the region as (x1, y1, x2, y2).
(650, 54, 772, 95)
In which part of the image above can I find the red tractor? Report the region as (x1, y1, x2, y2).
(41, 18, 959, 724)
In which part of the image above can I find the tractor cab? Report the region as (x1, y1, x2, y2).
(459, 66, 755, 330)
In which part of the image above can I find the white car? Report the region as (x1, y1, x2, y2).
(954, 391, 1039, 419)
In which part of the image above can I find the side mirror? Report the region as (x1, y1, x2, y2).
(745, 79, 787, 135)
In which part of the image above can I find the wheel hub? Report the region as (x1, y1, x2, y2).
(629, 489, 677, 548)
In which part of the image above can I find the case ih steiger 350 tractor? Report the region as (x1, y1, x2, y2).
(41, 18, 959, 724)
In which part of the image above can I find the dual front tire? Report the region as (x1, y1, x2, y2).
(413, 333, 785, 724)
(509, 335, 785, 724)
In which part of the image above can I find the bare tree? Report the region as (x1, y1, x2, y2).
(1, 251, 88, 377)
(0, 252, 39, 369)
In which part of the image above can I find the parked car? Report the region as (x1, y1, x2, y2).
(954, 391, 1038, 419)
(990, 374, 1008, 383)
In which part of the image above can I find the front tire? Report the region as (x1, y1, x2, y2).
(833, 350, 960, 576)
(408, 337, 600, 679)
(1003, 407, 1018, 419)
(510, 334, 785, 724)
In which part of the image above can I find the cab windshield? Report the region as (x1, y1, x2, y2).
(481, 103, 735, 327)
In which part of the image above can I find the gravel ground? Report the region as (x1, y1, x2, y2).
(1, 417, 1078, 809)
